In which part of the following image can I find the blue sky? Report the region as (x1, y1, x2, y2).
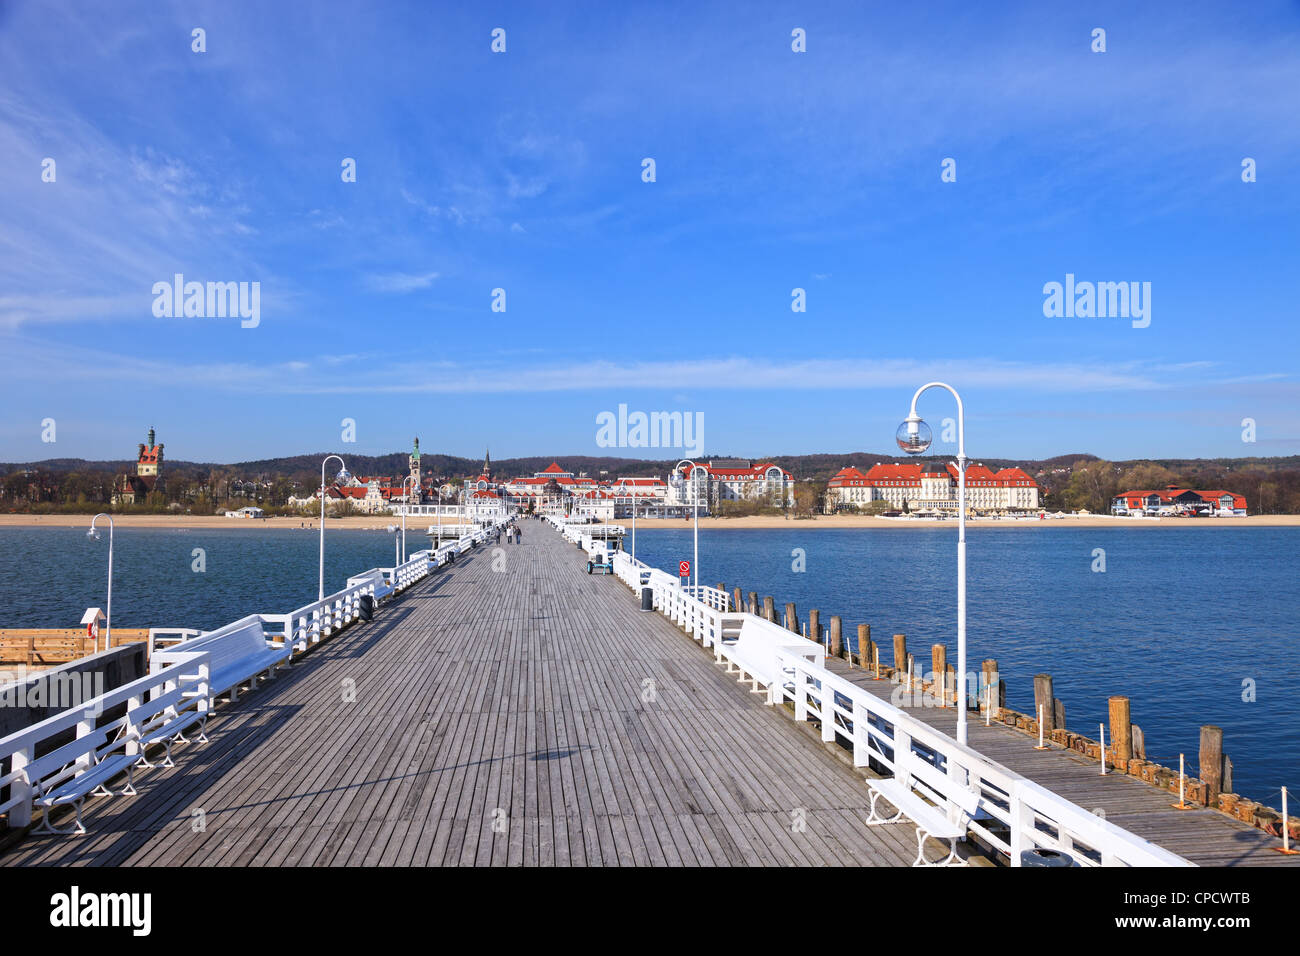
(1, 0, 1298, 465)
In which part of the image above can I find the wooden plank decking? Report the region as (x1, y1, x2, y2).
(818, 659, 1300, 867)
(3, 524, 947, 867)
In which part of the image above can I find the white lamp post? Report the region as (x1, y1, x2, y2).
(896, 382, 969, 745)
(436, 484, 444, 544)
(674, 459, 702, 589)
(87, 514, 114, 652)
(319, 455, 351, 600)
(400, 474, 418, 562)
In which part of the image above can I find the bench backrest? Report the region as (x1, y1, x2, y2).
(25, 723, 124, 791)
(903, 751, 982, 818)
(178, 618, 270, 672)
(126, 681, 197, 737)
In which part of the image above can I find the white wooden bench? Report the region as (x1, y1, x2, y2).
(716, 617, 823, 699)
(866, 756, 979, 866)
(715, 618, 777, 692)
(130, 682, 208, 769)
(28, 725, 137, 835)
(163, 618, 289, 703)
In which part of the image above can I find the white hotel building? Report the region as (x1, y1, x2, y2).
(669, 460, 795, 510)
(826, 462, 1040, 514)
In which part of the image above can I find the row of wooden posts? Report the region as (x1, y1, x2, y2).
(721, 583, 1234, 806)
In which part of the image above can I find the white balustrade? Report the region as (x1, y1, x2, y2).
(607, 542, 1193, 868)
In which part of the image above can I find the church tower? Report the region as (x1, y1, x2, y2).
(409, 437, 422, 500)
(482, 448, 492, 481)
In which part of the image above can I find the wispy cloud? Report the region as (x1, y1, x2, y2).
(365, 271, 441, 293)
(4, 338, 1260, 397)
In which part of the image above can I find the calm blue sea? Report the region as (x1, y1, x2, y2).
(628, 526, 1300, 805)
(0, 524, 1295, 804)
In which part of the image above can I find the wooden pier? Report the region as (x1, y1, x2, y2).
(5, 519, 1295, 867)
(818, 660, 1300, 867)
(2, 524, 951, 866)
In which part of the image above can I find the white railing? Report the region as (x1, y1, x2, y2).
(0, 514, 515, 833)
(147, 627, 202, 657)
(0, 650, 211, 828)
(605, 543, 1193, 868)
(684, 584, 729, 611)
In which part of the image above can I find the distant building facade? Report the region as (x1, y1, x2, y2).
(669, 461, 795, 510)
(1111, 486, 1247, 516)
(112, 426, 165, 506)
(825, 462, 1039, 513)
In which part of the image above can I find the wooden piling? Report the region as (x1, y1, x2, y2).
(762, 596, 775, 623)
(1108, 696, 1132, 765)
(947, 664, 956, 707)
(807, 609, 821, 650)
(784, 602, 799, 633)
(1053, 698, 1066, 732)
(981, 659, 1005, 710)
(732, 587, 742, 612)
(892, 633, 907, 674)
(747, 591, 758, 614)
(931, 644, 946, 704)
(1033, 674, 1056, 734)
(1200, 725, 1224, 804)
(1132, 724, 1146, 760)
(829, 616, 842, 658)
(856, 623, 870, 666)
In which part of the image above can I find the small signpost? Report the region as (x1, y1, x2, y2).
(81, 607, 106, 653)
(678, 560, 690, 582)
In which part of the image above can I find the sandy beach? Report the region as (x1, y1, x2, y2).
(1, 513, 1296, 530)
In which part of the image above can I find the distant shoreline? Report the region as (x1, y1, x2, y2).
(0, 513, 1296, 530)
(601, 514, 1300, 529)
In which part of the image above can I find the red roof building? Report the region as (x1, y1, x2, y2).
(1111, 486, 1247, 516)
(826, 462, 1039, 513)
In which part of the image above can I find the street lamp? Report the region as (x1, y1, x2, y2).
(319, 455, 351, 600)
(897, 382, 970, 745)
(400, 474, 418, 562)
(87, 514, 113, 652)
(674, 459, 703, 590)
(386, 524, 401, 565)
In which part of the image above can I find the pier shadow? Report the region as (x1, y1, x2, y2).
(1, 577, 460, 866)
(1, 699, 306, 867)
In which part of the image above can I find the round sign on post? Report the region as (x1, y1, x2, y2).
(678, 560, 691, 577)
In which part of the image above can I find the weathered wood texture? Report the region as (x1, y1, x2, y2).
(0, 629, 151, 668)
(3, 527, 940, 867)
(818, 659, 1300, 867)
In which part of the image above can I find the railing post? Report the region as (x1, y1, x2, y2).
(852, 698, 869, 767)
(1009, 786, 1028, 865)
(9, 746, 33, 827)
(125, 693, 143, 757)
